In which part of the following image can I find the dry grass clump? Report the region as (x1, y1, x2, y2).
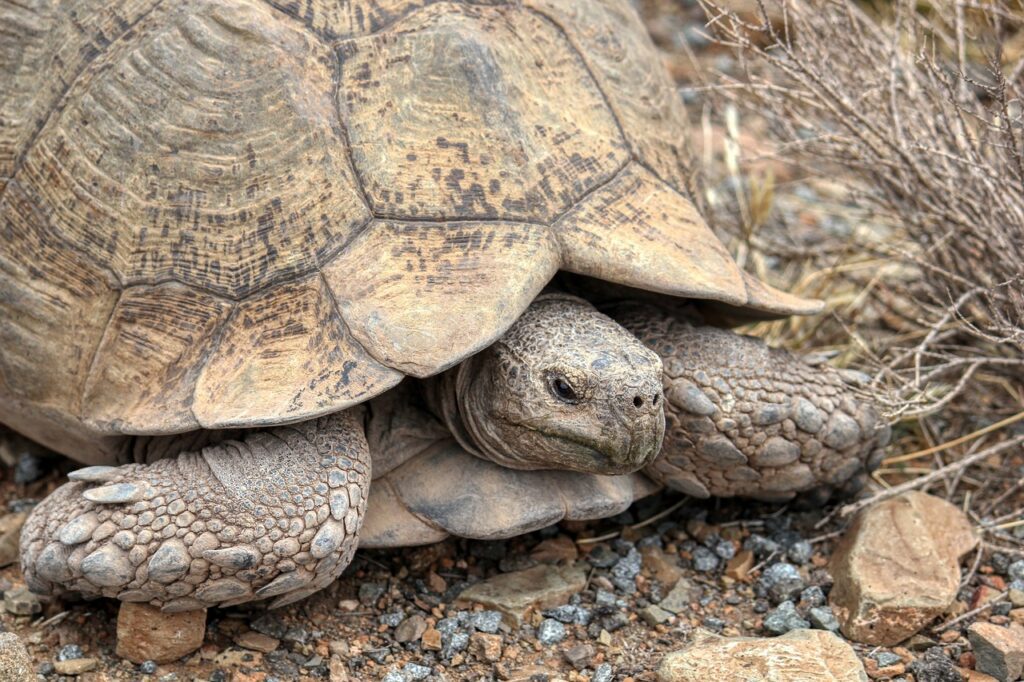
(702, 0, 1024, 420)
(681, 0, 1024, 531)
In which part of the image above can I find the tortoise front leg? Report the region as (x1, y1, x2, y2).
(616, 307, 890, 502)
(20, 410, 368, 611)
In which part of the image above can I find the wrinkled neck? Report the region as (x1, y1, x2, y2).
(423, 355, 514, 467)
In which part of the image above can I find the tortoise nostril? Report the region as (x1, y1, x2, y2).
(652, 394, 660, 406)
(633, 396, 644, 408)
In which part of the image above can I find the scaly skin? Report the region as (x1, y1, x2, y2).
(614, 305, 890, 501)
(425, 295, 666, 475)
(20, 411, 369, 611)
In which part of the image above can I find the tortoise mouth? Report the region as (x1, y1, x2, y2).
(545, 433, 655, 475)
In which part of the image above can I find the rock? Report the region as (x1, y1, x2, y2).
(692, 547, 720, 573)
(725, 549, 755, 581)
(611, 548, 643, 592)
(456, 563, 587, 627)
(640, 604, 673, 626)
(403, 662, 431, 680)
(0, 633, 32, 682)
(56, 644, 84, 661)
(829, 491, 977, 645)
(468, 632, 502, 662)
(531, 536, 578, 564)
(657, 629, 867, 681)
(3, 586, 41, 616)
(233, 631, 279, 653)
(115, 602, 207, 664)
(593, 663, 614, 682)
(358, 581, 386, 605)
(763, 601, 810, 635)
(908, 647, 962, 682)
(563, 643, 594, 670)
(758, 563, 805, 604)
(469, 610, 503, 633)
(422, 628, 442, 651)
(395, 614, 427, 643)
(53, 658, 98, 675)
(543, 604, 591, 625)
(808, 606, 841, 632)
(537, 619, 566, 645)
(659, 578, 696, 614)
(641, 546, 684, 588)
(968, 622, 1024, 681)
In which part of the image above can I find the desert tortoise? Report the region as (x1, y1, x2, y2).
(0, 0, 886, 611)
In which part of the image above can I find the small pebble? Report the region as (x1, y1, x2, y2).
(808, 606, 840, 632)
(692, 547, 720, 572)
(758, 562, 805, 603)
(56, 644, 84, 661)
(873, 651, 903, 667)
(593, 663, 614, 682)
(469, 610, 502, 634)
(799, 586, 826, 608)
(403, 662, 431, 680)
(358, 582, 386, 605)
(139, 660, 158, 674)
(537, 619, 566, 645)
(763, 600, 810, 635)
(787, 540, 813, 565)
(1008, 560, 1024, 583)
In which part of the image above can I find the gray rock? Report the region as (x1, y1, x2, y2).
(639, 604, 673, 626)
(692, 547, 720, 572)
(763, 601, 810, 635)
(441, 631, 469, 659)
(872, 651, 903, 667)
(1009, 559, 1024, 583)
(808, 606, 840, 632)
(537, 619, 566, 645)
(543, 604, 590, 625)
(907, 647, 962, 682)
(592, 663, 614, 682)
(379, 611, 404, 628)
(799, 586, 826, 608)
(758, 562, 805, 604)
(712, 538, 735, 560)
(744, 534, 781, 558)
(469, 610, 502, 633)
(382, 672, 405, 682)
(402, 662, 431, 680)
(787, 540, 813, 565)
(56, 644, 83, 661)
(611, 548, 642, 592)
(358, 582, 386, 605)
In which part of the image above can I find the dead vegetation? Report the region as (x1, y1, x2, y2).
(674, 0, 1024, 538)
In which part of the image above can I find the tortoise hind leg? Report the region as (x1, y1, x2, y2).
(615, 306, 890, 502)
(20, 410, 368, 611)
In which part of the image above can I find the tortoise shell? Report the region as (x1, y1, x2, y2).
(0, 0, 817, 453)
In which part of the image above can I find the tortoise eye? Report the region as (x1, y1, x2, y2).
(549, 375, 579, 404)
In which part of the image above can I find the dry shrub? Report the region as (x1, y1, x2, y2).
(700, 0, 1024, 422)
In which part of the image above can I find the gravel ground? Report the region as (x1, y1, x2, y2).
(1, 444, 1023, 681)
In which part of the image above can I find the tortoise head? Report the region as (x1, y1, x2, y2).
(448, 295, 666, 475)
